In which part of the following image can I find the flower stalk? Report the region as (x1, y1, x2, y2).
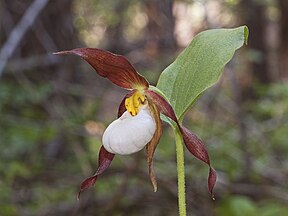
(175, 128, 187, 216)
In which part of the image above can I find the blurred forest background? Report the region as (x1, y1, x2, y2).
(0, 0, 287, 215)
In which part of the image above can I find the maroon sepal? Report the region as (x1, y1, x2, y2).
(145, 89, 217, 198)
(54, 48, 149, 90)
(146, 101, 163, 192)
(77, 146, 115, 200)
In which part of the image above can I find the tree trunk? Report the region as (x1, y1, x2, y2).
(240, 0, 271, 84)
(278, 0, 288, 80)
(145, 0, 177, 56)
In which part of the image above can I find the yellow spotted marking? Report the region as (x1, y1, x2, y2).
(125, 91, 146, 116)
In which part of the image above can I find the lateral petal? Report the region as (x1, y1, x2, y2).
(54, 48, 149, 90)
(118, 91, 135, 118)
(145, 90, 178, 123)
(145, 89, 217, 197)
(180, 126, 217, 197)
(77, 146, 115, 200)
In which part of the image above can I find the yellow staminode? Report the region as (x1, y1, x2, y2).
(125, 91, 146, 116)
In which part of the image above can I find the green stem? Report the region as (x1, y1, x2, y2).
(174, 128, 187, 216)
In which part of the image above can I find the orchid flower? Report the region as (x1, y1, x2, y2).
(54, 48, 216, 200)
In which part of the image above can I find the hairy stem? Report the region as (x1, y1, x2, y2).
(175, 128, 187, 216)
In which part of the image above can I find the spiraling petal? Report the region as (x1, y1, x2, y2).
(145, 90, 178, 123)
(54, 48, 149, 90)
(180, 126, 217, 197)
(77, 146, 114, 200)
(102, 106, 156, 155)
(118, 91, 135, 118)
(145, 89, 217, 197)
(146, 101, 163, 192)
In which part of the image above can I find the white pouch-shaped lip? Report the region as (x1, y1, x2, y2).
(102, 105, 156, 155)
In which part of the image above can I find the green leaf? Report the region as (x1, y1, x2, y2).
(156, 26, 248, 121)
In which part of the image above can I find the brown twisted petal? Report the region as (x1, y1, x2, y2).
(54, 48, 149, 90)
(145, 90, 217, 197)
(77, 146, 115, 200)
(180, 127, 217, 199)
(146, 101, 163, 192)
(144, 90, 178, 123)
(117, 91, 135, 118)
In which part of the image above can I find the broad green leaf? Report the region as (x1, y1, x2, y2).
(157, 26, 248, 121)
